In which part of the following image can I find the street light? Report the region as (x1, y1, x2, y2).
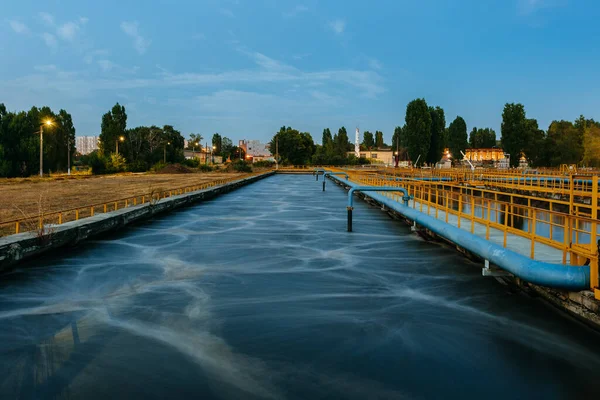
(164, 142, 171, 164)
(211, 145, 217, 164)
(116, 136, 125, 155)
(39, 119, 54, 177)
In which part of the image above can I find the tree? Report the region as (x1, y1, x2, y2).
(404, 98, 432, 166)
(501, 103, 527, 168)
(545, 121, 583, 166)
(163, 125, 185, 163)
(375, 130, 384, 148)
(269, 126, 315, 165)
(522, 119, 546, 167)
(362, 131, 375, 149)
(212, 133, 222, 154)
(334, 126, 351, 157)
(99, 103, 127, 155)
(187, 133, 204, 150)
(391, 126, 404, 150)
(448, 116, 468, 164)
(426, 106, 446, 164)
(583, 125, 600, 167)
(482, 128, 497, 147)
(221, 137, 234, 158)
(322, 128, 333, 148)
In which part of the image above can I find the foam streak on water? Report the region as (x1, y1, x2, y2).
(0, 175, 599, 400)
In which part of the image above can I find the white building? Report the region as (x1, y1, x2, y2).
(239, 140, 273, 162)
(75, 136, 100, 155)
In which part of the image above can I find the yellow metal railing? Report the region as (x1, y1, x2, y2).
(335, 170, 599, 293)
(0, 172, 265, 237)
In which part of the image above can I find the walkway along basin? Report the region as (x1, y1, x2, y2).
(1, 174, 600, 399)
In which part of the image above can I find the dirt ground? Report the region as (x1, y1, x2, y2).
(0, 172, 245, 224)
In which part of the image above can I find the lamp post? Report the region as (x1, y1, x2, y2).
(163, 142, 171, 164)
(39, 119, 54, 177)
(212, 145, 217, 164)
(67, 137, 71, 176)
(116, 136, 124, 155)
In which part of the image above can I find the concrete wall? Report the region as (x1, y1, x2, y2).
(0, 172, 274, 272)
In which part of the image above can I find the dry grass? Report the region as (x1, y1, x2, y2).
(0, 172, 245, 225)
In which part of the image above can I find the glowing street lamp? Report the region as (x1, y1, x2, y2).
(164, 142, 171, 164)
(39, 119, 54, 177)
(116, 136, 125, 155)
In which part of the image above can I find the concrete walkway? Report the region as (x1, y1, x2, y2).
(399, 197, 569, 264)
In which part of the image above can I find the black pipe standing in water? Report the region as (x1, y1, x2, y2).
(347, 206, 353, 232)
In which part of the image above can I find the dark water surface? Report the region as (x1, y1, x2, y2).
(1, 174, 600, 399)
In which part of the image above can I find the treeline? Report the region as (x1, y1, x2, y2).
(501, 104, 600, 167)
(0, 104, 76, 177)
(395, 99, 600, 168)
(88, 103, 185, 173)
(270, 126, 370, 166)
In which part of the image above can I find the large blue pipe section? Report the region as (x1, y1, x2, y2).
(328, 174, 590, 291)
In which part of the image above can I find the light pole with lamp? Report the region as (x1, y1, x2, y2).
(164, 142, 171, 164)
(39, 119, 54, 177)
(211, 145, 217, 164)
(116, 136, 125, 155)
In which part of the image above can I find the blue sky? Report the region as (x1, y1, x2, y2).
(2, 0, 600, 144)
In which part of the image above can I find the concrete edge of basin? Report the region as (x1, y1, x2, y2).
(0, 172, 275, 272)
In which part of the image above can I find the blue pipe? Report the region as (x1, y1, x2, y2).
(328, 175, 590, 291)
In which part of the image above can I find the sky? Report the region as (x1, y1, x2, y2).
(2, 0, 600, 144)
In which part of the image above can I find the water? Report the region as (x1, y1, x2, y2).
(1, 174, 600, 399)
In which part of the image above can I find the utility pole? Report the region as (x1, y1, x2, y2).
(276, 136, 279, 170)
(40, 125, 44, 177)
(67, 138, 71, 176)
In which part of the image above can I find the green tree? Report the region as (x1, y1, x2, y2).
(375, 130, 384, 148)
(187, 133, 204, 150)
(269, 126, 315, 165)
(448, 116, 468, 164)
(322, 128, 333, 148)
(404, 98, 432, 166)
(334, 126, 351, 157)
(522, 119, 546, 167)
(426, 106, 446, 164)
(212, 133, 222, 154)
(220, 137, 234, 158)
(545, 120, 583, 166)
(501, 103, 527, 168)
(163, 125, 185, 163)
(362, 131, 375, 149)
(99, 103, 127, 155)
(583, 125, 600, 167)
(391, 126, 404, 150)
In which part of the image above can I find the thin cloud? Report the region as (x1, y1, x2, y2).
(283, 5, 309, 17)
(120, 21, 151, 54)
(8, 20, 29, 34)
(328, 19, 345, 35)
(57, 21, 80, 41)
(38, 12, 55, 26)
(41, 32, 58, 49)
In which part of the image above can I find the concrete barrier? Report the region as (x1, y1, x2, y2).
(0, 172, 274, 272)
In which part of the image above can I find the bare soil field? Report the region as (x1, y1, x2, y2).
(0, 172, 245, 225)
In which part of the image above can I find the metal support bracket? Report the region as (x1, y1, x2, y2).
(482, 259, 511, 277)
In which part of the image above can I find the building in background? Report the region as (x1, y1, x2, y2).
(75, 136, 99, 155)
(239, 140, 274, 162)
